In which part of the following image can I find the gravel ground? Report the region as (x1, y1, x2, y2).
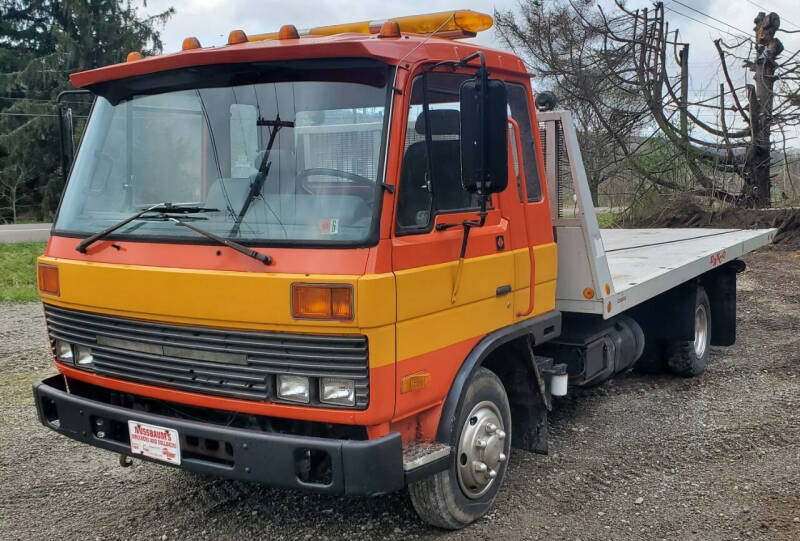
(1, 247, 798, 540)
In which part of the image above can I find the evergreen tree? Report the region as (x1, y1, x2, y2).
(0, 0, 173, 221)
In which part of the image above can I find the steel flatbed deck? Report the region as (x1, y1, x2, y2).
(538, 111, 776, 318)
(599, 227, 775, 316)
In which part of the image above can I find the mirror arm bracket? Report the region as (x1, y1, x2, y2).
(449, 194, 489, 304)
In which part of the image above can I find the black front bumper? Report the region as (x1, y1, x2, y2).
(33, 375, 404, 496)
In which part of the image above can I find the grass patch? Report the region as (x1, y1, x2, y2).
(596, 212, 617, 228)
(0, 242, 46, 302)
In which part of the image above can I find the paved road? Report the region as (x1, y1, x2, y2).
(0, 223, 51, 243)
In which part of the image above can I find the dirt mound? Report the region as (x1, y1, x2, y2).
(636, 201, 800, 249)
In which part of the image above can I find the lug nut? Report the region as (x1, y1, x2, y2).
(485, 423, 497, 434)
(496, 429, 506, 441)
(96, 430, 106, 438)
(476, 439, 487, 449)
(488, 469, 497, 479)
(498, 453, 507, 463)
(473, 461, 488, 473)
(95, 418, 104, 427)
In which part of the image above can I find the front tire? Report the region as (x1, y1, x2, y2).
(408, 368, 511, 529)
(666, 287, 711, 377)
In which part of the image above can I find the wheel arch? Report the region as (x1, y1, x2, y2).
(435, 311, 561, 445)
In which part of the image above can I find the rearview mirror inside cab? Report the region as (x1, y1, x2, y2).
(459, 78, 508, 195)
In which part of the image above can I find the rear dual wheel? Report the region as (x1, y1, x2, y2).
(636, 286, 712, 377)
(666, 287, 711, 377)
(408, 368, 511, 529)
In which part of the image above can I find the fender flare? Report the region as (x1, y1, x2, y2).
(435, 310, 562, 443)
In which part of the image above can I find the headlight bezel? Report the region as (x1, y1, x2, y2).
(319, 377, 356, 407)
(54, 339, 74, 364)
(74, 344, 94, 367)
(276, 374, 311, 404)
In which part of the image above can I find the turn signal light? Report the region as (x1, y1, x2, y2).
(292, 284, 353, 320)
(37, 263, 60, 296)
(401, 372, 431, 393)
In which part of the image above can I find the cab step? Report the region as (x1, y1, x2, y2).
(403, 441, 451, 482)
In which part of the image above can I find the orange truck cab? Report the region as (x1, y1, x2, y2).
(31, 9, 774, 529)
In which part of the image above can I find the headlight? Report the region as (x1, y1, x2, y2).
(54, 339, 73, 364)
(74, 345, 94, 367)
(276, 375, 310, 403)
(319, 378, 355, 407)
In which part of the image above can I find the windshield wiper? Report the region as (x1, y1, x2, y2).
(75, 202, 219, 253)
(230, 114, 294, 237)
(162, 215, 272, 265)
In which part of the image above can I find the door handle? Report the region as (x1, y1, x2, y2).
(496, 285, 512, 297)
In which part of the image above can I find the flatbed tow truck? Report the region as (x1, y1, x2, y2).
(32, 10, 775, 529)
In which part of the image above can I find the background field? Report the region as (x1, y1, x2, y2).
(0, 242, 46, 302)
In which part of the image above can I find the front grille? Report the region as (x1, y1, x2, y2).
(44, 305, 369, 407)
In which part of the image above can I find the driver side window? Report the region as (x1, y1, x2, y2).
(396, 72, 479, 232)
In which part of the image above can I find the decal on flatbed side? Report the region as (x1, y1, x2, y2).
(709, 249, 727, 267)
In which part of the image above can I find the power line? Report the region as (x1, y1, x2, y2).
(662, 5, 752, 42)
(0, 112, 88, 118)
(0, 112, 59, 117)
(746, 0, 800, 29)
(666, 0, 753, 40)
(0, 96, 90, 106)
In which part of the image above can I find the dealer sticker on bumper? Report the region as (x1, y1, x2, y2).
(128, 420, 181, 465)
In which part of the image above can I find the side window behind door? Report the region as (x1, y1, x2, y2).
(396, 72, 480, 232)
(507, 84, 543, 202)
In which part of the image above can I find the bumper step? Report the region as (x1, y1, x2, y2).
(403, 441, 451, 472)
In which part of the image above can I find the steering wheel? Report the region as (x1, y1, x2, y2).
(296, 168, 374, 195)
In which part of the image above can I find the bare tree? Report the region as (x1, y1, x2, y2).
(495, 1, 800, 208)
(0, 164, 27, 223)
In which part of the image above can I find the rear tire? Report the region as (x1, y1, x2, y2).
(408, 368, 511, 529)
(666, 287, 711, 377)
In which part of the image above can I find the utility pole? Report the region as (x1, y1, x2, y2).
(679, 44, 689, 141)
(745, 12, 784, 208)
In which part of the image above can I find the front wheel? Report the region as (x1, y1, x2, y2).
(408, 368, 511, 529)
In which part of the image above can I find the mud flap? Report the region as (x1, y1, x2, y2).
(703, 260, 744, 347)
(510, 399, 549, 455)
(509, 338, 556, 455)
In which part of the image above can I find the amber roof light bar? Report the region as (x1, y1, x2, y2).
(246, 9, 493, 42)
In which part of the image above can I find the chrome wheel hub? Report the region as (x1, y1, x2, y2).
(456, 401, 507, 499)
(694, 303, 708, 358)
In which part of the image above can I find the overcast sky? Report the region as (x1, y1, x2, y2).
(141, 0, 800, 146)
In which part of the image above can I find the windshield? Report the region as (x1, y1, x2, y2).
(55, 61, 393, 246)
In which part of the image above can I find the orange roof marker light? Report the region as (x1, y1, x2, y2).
(126, 51, 143, 62)
(247, 9, 493, 42)
(181, 37, 202, 51)
(227, 29, 248, 45)
(378, 21, 401, 39)
(278, 25, 300, 40)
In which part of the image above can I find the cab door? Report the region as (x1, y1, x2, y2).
(506, 83, 557, 320)
(390, 71, 515, 419)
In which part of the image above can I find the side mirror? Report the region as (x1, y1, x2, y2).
(459, 78, 508, 195)
(58, 106, 75, 183)
(56, 89, 92, 183)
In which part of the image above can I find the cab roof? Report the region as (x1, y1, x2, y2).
(69, 32, 529, 90)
